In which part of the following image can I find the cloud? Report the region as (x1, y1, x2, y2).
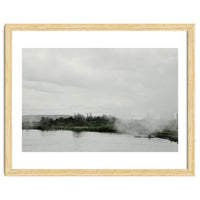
(22, 48, 178, 118)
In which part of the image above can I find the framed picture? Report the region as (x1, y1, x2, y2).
(5, 24, 195, 176)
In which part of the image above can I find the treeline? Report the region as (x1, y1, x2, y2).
(22, 114, 178, 142)
(22, 114, 118, 133)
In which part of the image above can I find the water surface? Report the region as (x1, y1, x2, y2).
(22, 129, 178, 152)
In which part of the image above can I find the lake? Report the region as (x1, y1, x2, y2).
(22, 129, 178, 152)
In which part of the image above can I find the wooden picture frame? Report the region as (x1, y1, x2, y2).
(5, 24, 195, 176)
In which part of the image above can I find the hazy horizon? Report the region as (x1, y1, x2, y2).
(22, 48, 178, 119)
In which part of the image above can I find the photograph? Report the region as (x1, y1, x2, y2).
(22, 48, 178, 152)
(1, 1, 199, 200)
(5, 24, 194, 176)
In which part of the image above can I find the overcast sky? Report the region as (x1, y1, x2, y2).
(22, 48, 178, 119)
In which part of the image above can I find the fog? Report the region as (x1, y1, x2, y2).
(114, 116, 178, 136)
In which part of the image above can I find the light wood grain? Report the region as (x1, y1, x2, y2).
(5, 24, 194, 31)
(4, 24, 195, 176)
(187, 25, 195, 175)
(5, 169, 194, 176)
(5, 24, 12, 176)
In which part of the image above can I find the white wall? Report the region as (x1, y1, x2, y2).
(0, 0, 199, 200)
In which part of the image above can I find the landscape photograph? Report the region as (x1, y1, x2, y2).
(22, 48, 178, 152)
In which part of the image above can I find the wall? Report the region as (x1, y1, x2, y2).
(0, 0, 199, 199)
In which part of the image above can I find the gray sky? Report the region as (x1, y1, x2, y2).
(22, 48, 178, 119)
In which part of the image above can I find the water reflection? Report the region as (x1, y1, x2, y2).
(22, 129, 178, 152)
(72, 131, 83, 138)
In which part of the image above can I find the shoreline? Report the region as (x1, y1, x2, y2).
(22, 127, 178, 143)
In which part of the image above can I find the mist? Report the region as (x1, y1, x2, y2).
(114, 115, 178, 136)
